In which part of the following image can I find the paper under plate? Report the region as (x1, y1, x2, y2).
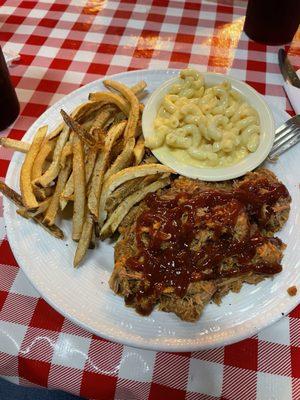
(3, 69, 300, 351)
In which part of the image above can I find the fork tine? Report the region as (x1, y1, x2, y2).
(274, 125, 295, 144)
(269, 128, 300, 158)
(271, 127, 300, 152)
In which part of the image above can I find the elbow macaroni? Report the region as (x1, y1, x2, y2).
(146, 69, 260, 168)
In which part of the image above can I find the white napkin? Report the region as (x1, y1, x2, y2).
(3, 50, 20, 66)
(283, 69, 300, 114)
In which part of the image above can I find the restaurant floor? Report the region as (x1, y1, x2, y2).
(0, 378, 82, 399)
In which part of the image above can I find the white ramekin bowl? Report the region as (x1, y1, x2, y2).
(142, 72, 275, 181)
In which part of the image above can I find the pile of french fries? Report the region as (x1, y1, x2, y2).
(0, 79, 173, 267)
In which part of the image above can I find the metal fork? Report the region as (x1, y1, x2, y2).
(268, 115, 300, 160)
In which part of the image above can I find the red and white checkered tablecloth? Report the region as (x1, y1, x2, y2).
(0, 1, 300, 399)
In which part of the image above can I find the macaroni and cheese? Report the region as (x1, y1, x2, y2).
(145, 69, 261, 168)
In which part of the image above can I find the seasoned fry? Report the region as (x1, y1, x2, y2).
(60, 110, 97, 148)
(21, 211, 64, 238)
(88, 120, 127, 220)
(133, 135, 145, 165)
(88, 92, 130, 115)
(43, 157, 72, 226)
(31, 139, 56, 181)
(60, 171, 74, 210)
(48, 122, 64, 141)
(0, 180, 63, 239)
(106, 174, 160, 215)
(100, 177, 171, 238)
(0, 137, 30, 153)
(20, 125, 48, 209)
(60, 141, 72, 168)
(71, 101, 103, 124)
(130, 80, 147, 96)
(72, 135, 86, 241)
(74, 213, 93, 267)
(18, 197, 51, 218)
(34, 125, 70, 187)
(34, 186, 54, 201)
(104, 137, 135, 181)
(103, 80, 139, 139)
(99, 163, 173, 226)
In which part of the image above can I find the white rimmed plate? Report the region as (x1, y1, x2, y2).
(142, 72, 275, 181)
(3, 69, 300, 352)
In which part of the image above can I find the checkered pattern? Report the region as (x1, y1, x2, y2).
(0, 0, 300, 399)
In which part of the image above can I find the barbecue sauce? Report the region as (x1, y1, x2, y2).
(126, 178, 289, 315)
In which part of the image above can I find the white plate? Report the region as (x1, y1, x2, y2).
(3, 69, 300, 352)
(142, 72, 275, 181)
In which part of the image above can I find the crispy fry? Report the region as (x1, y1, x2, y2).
(60, 141, 72, 168)
(88, 92, 130, 115)
(74, 212, 93, 268)
(100, 177, 170, 238)
(133, 135, 145, 165)
(31, 139, 56, 181)
(106, 174, 159, 215)
(43, 157, 72, 226)
(84, 113, 110, 187)
(34, 186, 54, 201)
(72, 135, 86, 241)
(61, 110, 97, 148)
(103, 80, 139, 139)
(60, 171, 74, 210)
(91, 105, 116, 132)
(0, 137, 30, 153)
(130, 80, 147, 95)
(88, 120, 127, 220)
(104, 137, 135, 181)
(34, 125, 70, 187)
(18, 197, 51, 218)
(0, 180, 63, 239)
(20, 125, 48, 209)
(47, 122, 64, 141)
(72, 101, 103, 124)
(35, 216, 64, 238)
(99, 163, 173, 226)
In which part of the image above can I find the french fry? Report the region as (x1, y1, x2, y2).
(74, 213, 93, 268)
(60, 110, 97, 148)
(34, 186, 54, 201)
(43, 157, 72, 226)
(18, 197, 52, 218)
(0, 137, 30, 153)
(100, 177, 170, 238)
(88, 120, 127, 220)
(133, 135, 145, 165)
(88, 92, 130, 115)
(84, 109, 113, 186)
(106, 174, 159, 215)
(34, 125, 70, 188)
(71, 101, 103, 124)
(60, 171, 74, 210)
(72, 135, 86, 241)
(130, 80, 147, 96)
(20, 125, 48, 209)
(104, 137, 135, 181)
(99, 163, 173, 226)
(60, 141, 72, 168)
(47, 122, 65, 141)
(103, 80, 139, 139)
(31, 139, 56, 181)
(0, 180, 63, 239)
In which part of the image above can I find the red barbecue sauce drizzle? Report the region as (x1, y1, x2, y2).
(125, 179, 289, 315)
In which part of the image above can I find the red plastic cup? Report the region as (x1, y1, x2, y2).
(0, 46, 20, 131)
(244, 0, 300, 45)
